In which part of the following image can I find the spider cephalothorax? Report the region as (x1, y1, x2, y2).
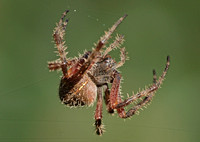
(48, 10, 170, 136)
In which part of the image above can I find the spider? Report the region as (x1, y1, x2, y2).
(48, 10, 170, 136)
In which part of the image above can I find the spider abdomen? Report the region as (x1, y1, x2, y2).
(59, 75, 97, 106)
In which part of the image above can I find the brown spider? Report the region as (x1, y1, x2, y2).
(48, 10, 170, 136)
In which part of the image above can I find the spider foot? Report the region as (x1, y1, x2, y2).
(60, 10, 69, 30)
(95, 119, 104, 136)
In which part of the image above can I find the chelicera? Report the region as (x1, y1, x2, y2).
(48, 10, 170, 135)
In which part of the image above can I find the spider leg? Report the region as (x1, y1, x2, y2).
(48, 60, 62, 71)
(100, 15, 127, 44)
(48, 58, 77, 71)
(95, 87, 104, 135)
(102, 35, 127, 68)
(116, 56, 170, 109)
(117, 70, 158, 118)
(103, 34, 125, 58)
(110, 56, 170, 118)
(103, 84, 114, 114)
(115, 47, 127, 69)
(67, 15, 127, 80)
(87, 14, 127, 67)
(109, 71, 126, 118)
(53, 10, 69, 76)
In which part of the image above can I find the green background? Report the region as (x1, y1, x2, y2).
(0, 0, 199, 142)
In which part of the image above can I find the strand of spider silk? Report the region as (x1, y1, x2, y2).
(0, 73, 55, 97)
(69, 8, 123, 27)
(66, 0, 125, 17)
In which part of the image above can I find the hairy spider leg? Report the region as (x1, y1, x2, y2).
(88, 76, 114, 135)
(102, 34, 127, 69)
(52, 10, 69, 76)
(94, 87, 104, 135)
(66, 14, 128, 83)
(109, 56, 170, 118)
(103, 84, 114, 114)
(95, 83, 116, 136)
(84, 14, 128, 74)
(117, 69, 158, 117)
(103, 34, 125, 58)
(48, 60, 62, 71)
(114, 47, 127, 69)
(109, 71, 126, 118)
(100, 14, 127, 44)
(48, 58, 77, 71)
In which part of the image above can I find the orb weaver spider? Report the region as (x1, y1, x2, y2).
(48, 10, 170, 135)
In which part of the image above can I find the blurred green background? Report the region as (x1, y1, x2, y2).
(0, 0, 200, 142)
